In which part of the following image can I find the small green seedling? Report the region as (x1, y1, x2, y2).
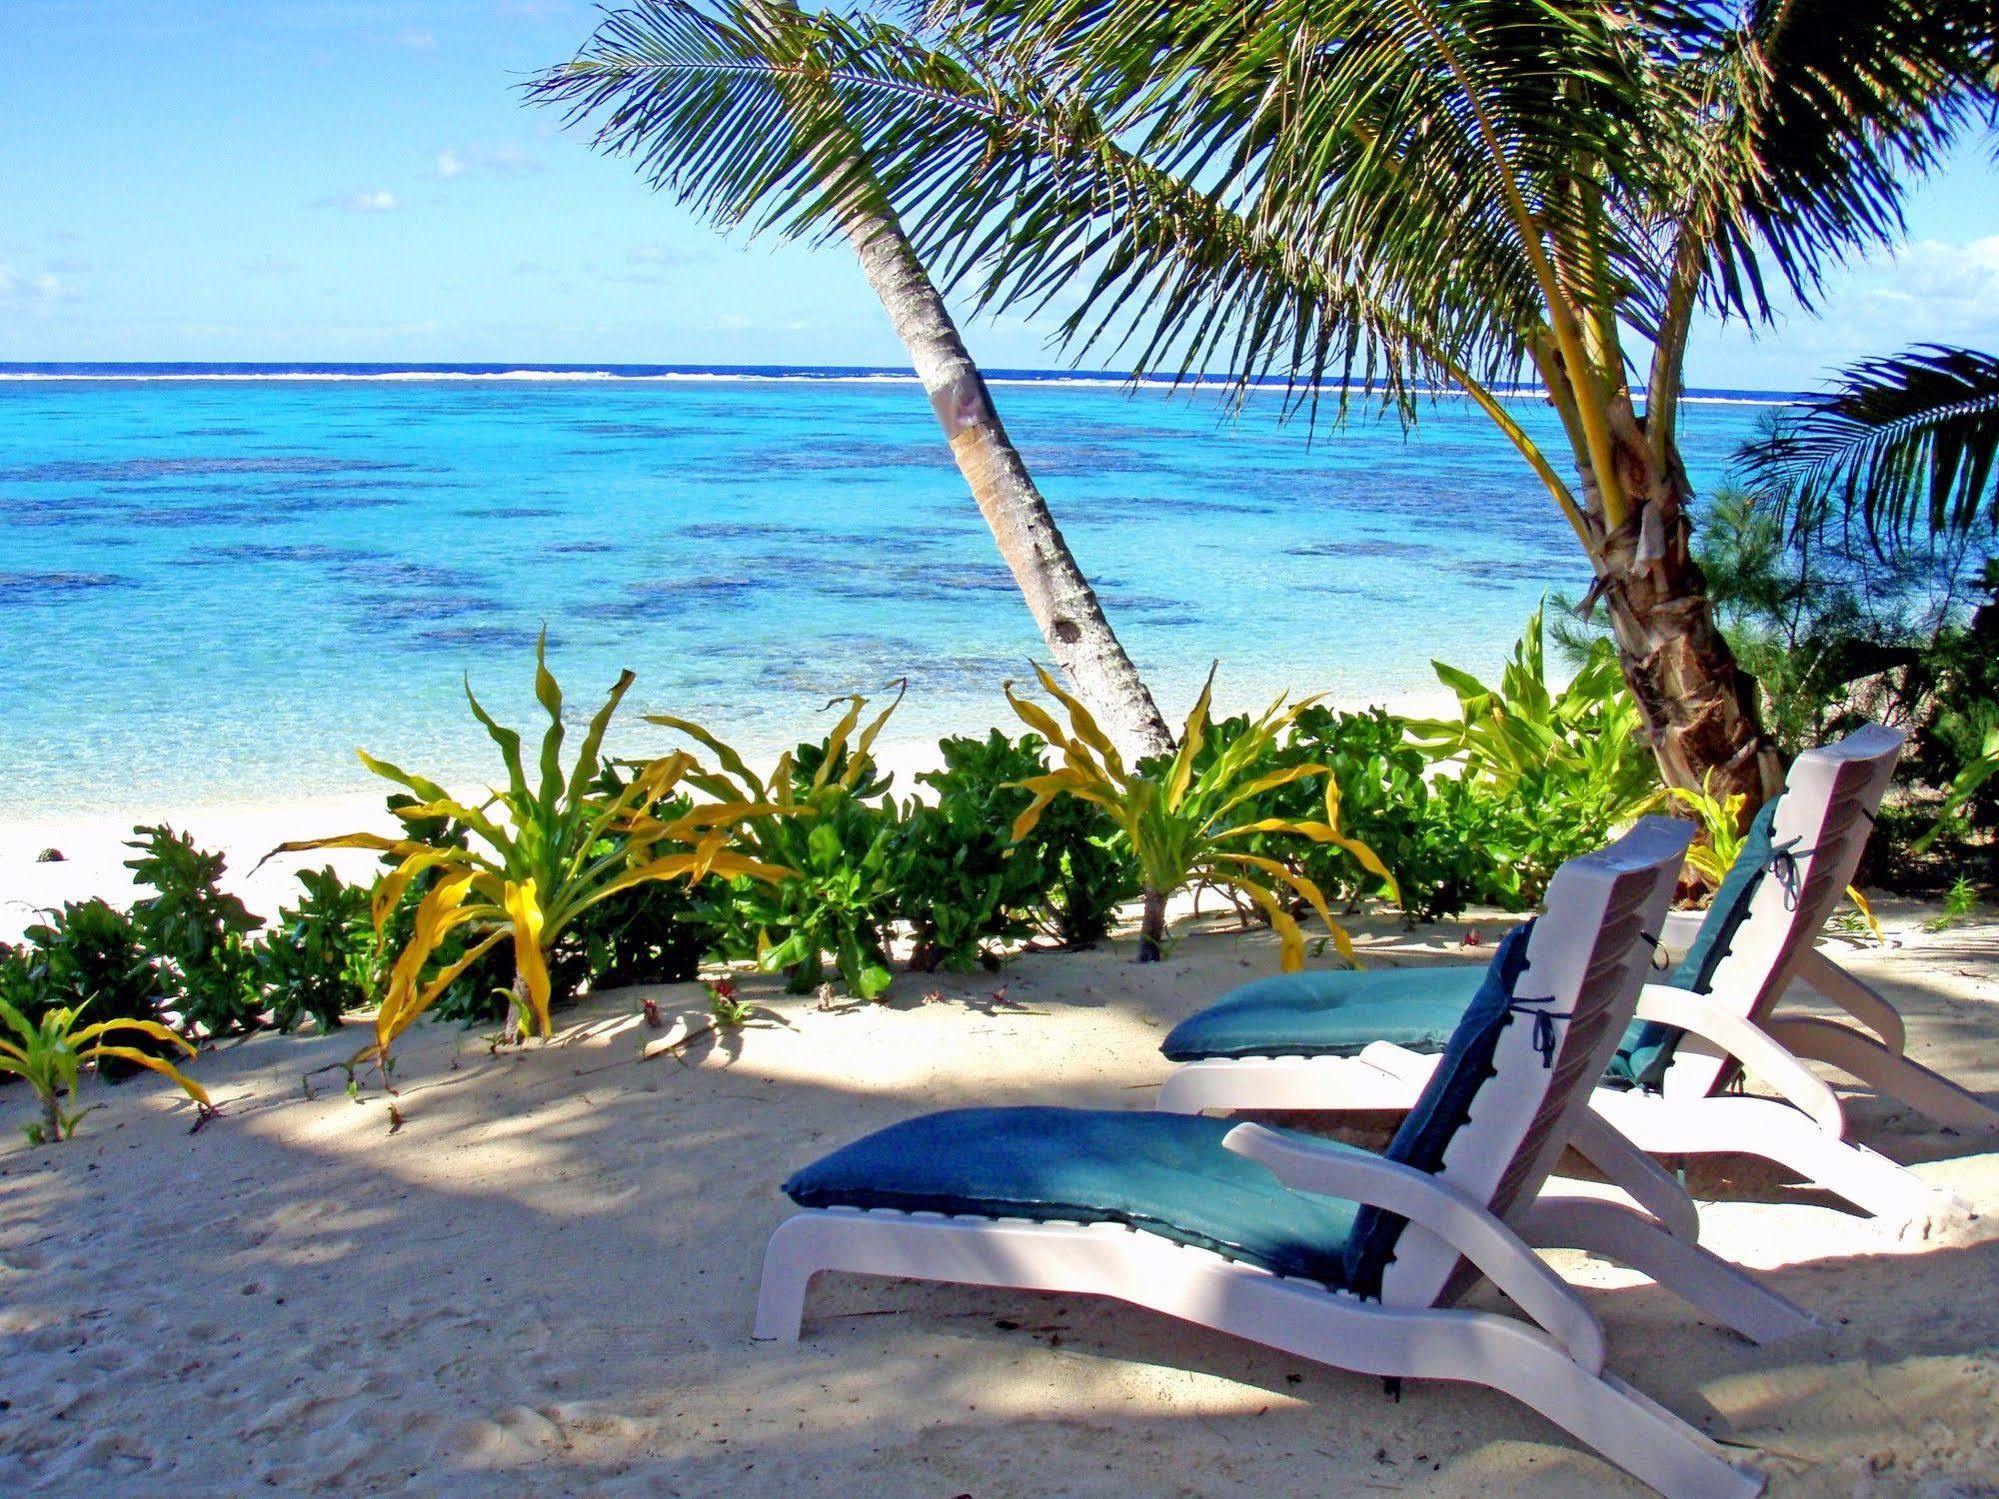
(0, 996, 211, 1145)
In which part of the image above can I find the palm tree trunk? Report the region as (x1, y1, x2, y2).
(753, 0, 1173, 762)
(1137, 887, 1167, 962)
(838, 215, 1174, 759)
(1579, 424, 1784, 809)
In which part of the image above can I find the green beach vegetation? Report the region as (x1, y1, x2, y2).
(3, 583, 1992, 1133)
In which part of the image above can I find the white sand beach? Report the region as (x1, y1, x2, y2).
(3, 893, 1995, 1495)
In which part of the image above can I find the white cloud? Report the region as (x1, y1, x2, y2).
(1872, 236, 1999, 325)
(0, 265, 71, 304)
(398, 28, 438, 52)
(432, 143, 542, 181)
(330, 189, 402, 213)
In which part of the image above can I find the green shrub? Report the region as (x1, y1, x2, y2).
(892, 729, 1133, 971)
(255, 867, 374, 1034)
(12, 900, 168, 1074)
(656, 693, 903, 999)
(1408, 605, 1660, 905)
(126, 824, 264, 1036)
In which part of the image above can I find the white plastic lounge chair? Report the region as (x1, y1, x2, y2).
(1158, 724, 1999, 1222)
(757, 819, 1767, 1497)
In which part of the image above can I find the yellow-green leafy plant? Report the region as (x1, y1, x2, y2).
(1006, 666, 1392, 969)
(1666, 771, 1880, 940)
(1662, 771, 1747, 888)
(0, 996, 211, 1145)
(647, 689, 905, 998)
(271, 637, 790, 1066)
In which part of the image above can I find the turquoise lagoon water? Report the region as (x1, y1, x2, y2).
(0, 367, 1785, 818)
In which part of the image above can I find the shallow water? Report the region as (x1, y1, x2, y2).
(0, 367, 1780, 817)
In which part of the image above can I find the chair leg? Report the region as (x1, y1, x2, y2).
(1790, 949, 1904, 1052)
(1568, 1105, 1702, 1242)
(1592, 1093, 1960, 1223)
(1522, 1197, 1818, 1346)
(755, 1210, 1762, 1498)
(753, 1214, 821, 1341)
(1762, 1016, 1999, 1133)
(1473, 1331, 1764, 1499)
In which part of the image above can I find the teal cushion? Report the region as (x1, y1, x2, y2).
(1606, 796, 1785, 1090)
(782, 1106, 1365, 1287)
(1161, 965, 1489, 1062)
(1344, 920, 1537, 1298)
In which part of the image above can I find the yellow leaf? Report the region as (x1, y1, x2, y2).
(1010, 791, 1057, 844)
(376, 929, 510, 1058)
(1167, 667, 1217, 811)
(853, 680, 906, 767)
(1004, 680, 1069, 750)
(1229, 877, 1306, 973)
(504, 880, 551, 1038)
(81, 1045, 211, 1110)
(71, 1018, 196, 1055)
(1845, 884, 1884, 943)
(813, 695, 866, 792)
(1032, 663, 1126, 780)
(370, 847, 459, 932)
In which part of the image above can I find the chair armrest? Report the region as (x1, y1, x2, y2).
(1636, 984, 1846, 1136)
(1222, 1123, 1605, 1372)
(1790, 948, 1906, 1052)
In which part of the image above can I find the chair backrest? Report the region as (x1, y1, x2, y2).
(1656, 724, 1904, 1101)
(1373, 815, 1690, 1310)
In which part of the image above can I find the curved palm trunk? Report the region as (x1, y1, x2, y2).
(839, 213, 1173, 760)
(1580, 413, 1784, 807)
(752, 0, 1172, 762)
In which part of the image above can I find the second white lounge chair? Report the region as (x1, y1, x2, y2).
(1157, 725, 1999, 1221)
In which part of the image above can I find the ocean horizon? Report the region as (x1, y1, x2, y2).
(0, 363, 1787, 820)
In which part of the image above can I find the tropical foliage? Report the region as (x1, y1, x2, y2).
(653, 690, 905, 999)
(897, 730, 1135, 971)
(256, 868, 374, 1035)
(127, 824, 264, 1035)
(1407, 605, 1661, 899)
(12, 899, 166, 1068)
(526, 0, 1994, 804)
(1745, 345, 1999, 548)
(270, 636, 789, 1063)
(0, 993, 210, 1145)
(1008, 665, 1390, 968)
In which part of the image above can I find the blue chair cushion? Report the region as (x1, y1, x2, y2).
(783, 1106, 1365, 1287)
(1344, 920, 1536, 1298)
(1161, 965, 1489, 1062)
(1606, 796, 1785, 1090)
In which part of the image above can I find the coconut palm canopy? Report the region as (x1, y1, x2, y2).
(530, 0, 1995, 801)
(1745, 344, 1999, 548)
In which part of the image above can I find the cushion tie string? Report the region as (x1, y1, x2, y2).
(1641, 928, 1671, 970)
(1768, 836, 1815, 911)
(1506, 995, 1572, 1068)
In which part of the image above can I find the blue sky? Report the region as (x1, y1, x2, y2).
(3, 0, 1997, 390)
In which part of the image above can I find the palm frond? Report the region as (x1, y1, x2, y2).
(1743, 344, 1999, 544)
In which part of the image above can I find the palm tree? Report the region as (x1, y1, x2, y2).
(530, 0, 1994, 805)
(530, 2, 1174, 759)
(1744, 344, 1999, 550)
